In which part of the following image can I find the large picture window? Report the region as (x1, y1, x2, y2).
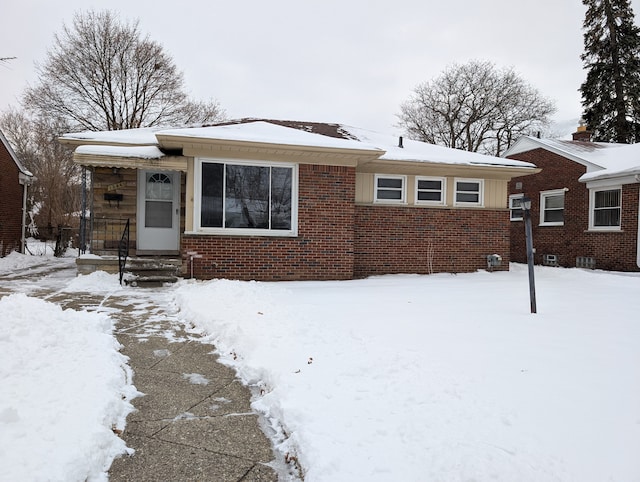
(198, 160, 297, 235)
(590, 187, 621, 230)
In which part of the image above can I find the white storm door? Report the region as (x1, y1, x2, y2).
(137, 170, 180, 251)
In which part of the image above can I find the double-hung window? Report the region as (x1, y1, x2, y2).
(415, 177, 446, 205)
(539, 189, 565, 226)
(197, 159, 297, 235)
(509, 194, 524, 221)
(590, 187, 622, 230)
(375, 175, 406, 203)
(454, 178, 483, 206)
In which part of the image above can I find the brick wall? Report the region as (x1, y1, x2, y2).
(354, 205, 510, 277)
(0, 142, 24, 256)
(182, 164, 356, 281)
(508, 148, 640, 271)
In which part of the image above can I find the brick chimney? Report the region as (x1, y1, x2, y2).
(572, 120, 592, 142)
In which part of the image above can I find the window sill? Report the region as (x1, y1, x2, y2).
(538, 223, 564, 227)
(585, 228, 623, 233)
(184, 230, 298, 237)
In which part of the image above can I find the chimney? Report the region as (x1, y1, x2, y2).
(398, 136, 404, 148)
(572, 120, 592, 142)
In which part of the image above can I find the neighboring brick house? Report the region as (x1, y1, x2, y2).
(504, 126, 640, 272)
(60, 119, 538, 281)
(0, 129, 32, 256)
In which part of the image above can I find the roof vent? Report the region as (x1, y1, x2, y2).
(398, 136, 404, 148)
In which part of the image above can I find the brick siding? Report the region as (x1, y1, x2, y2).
(508, 148, 639, 271)
(0, 143, 24, 256)
(182, 164, 356, 281)
(354, 206, 510, 277)
(182, 163, 515, 281)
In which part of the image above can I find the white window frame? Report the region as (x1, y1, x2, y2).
(509, 194, 524, 221)
(539, 189, 565, 226)
(193, 157, 298, 237)
(415, 176, 446, 206)
(374, 174, 406, 204)
(589, 186, 622, 231)
(454, 178, 484, 207)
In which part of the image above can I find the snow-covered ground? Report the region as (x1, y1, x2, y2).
(173, 265, 640, 482)
(1, 245, 639, 481)
(0, 257, 137, 481)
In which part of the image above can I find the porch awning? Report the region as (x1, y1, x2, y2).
(73, 145, 187, 171)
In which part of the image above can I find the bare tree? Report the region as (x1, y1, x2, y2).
(23, 10, 224, 131)
(0, 109, 79, 240)
(397, 61, 556, 156)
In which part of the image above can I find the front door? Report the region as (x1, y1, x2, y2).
(137, 170, 180, 252)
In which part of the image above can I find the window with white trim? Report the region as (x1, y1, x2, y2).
(415, 177, 446, 205)
(589, 187, 622, 230)
(374, 175, 406, 203)
(539, 189, 565, 226)
(509, 194, 524, 221)
(196, 159, 297, 235)
(454, 178, 483, 206)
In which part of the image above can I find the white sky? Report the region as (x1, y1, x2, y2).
(2, 0, 640, 134)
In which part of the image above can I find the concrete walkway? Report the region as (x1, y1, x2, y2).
(0, 259, 285, 481)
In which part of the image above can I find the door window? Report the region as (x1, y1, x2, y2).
(145, 173, 173, 228)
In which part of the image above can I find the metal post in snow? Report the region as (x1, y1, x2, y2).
(80, 167, 87, 254)
(522, 197, 537, 314)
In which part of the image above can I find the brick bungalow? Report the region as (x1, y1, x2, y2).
(60, 119, 538, 281)
(504, 125, 640, 271)
(0, 129, 32, 256)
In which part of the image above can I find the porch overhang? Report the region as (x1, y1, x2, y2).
(73, 147, 188, 171)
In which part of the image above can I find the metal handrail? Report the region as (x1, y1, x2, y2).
(118, 219, 130, 285)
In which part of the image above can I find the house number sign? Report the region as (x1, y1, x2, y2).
(107, 181, 126, 192)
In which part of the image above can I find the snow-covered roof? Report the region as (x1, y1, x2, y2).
(580, 142, 640, 182)
(503, 135, 640, 183)
(0, 129, 32, 177)
(75, 145, 165, 159)
(60, 127, 162, 146)
(64, 119, 538, 170)
(343, 125, 535, 168)
(157, 121, 382, 152)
